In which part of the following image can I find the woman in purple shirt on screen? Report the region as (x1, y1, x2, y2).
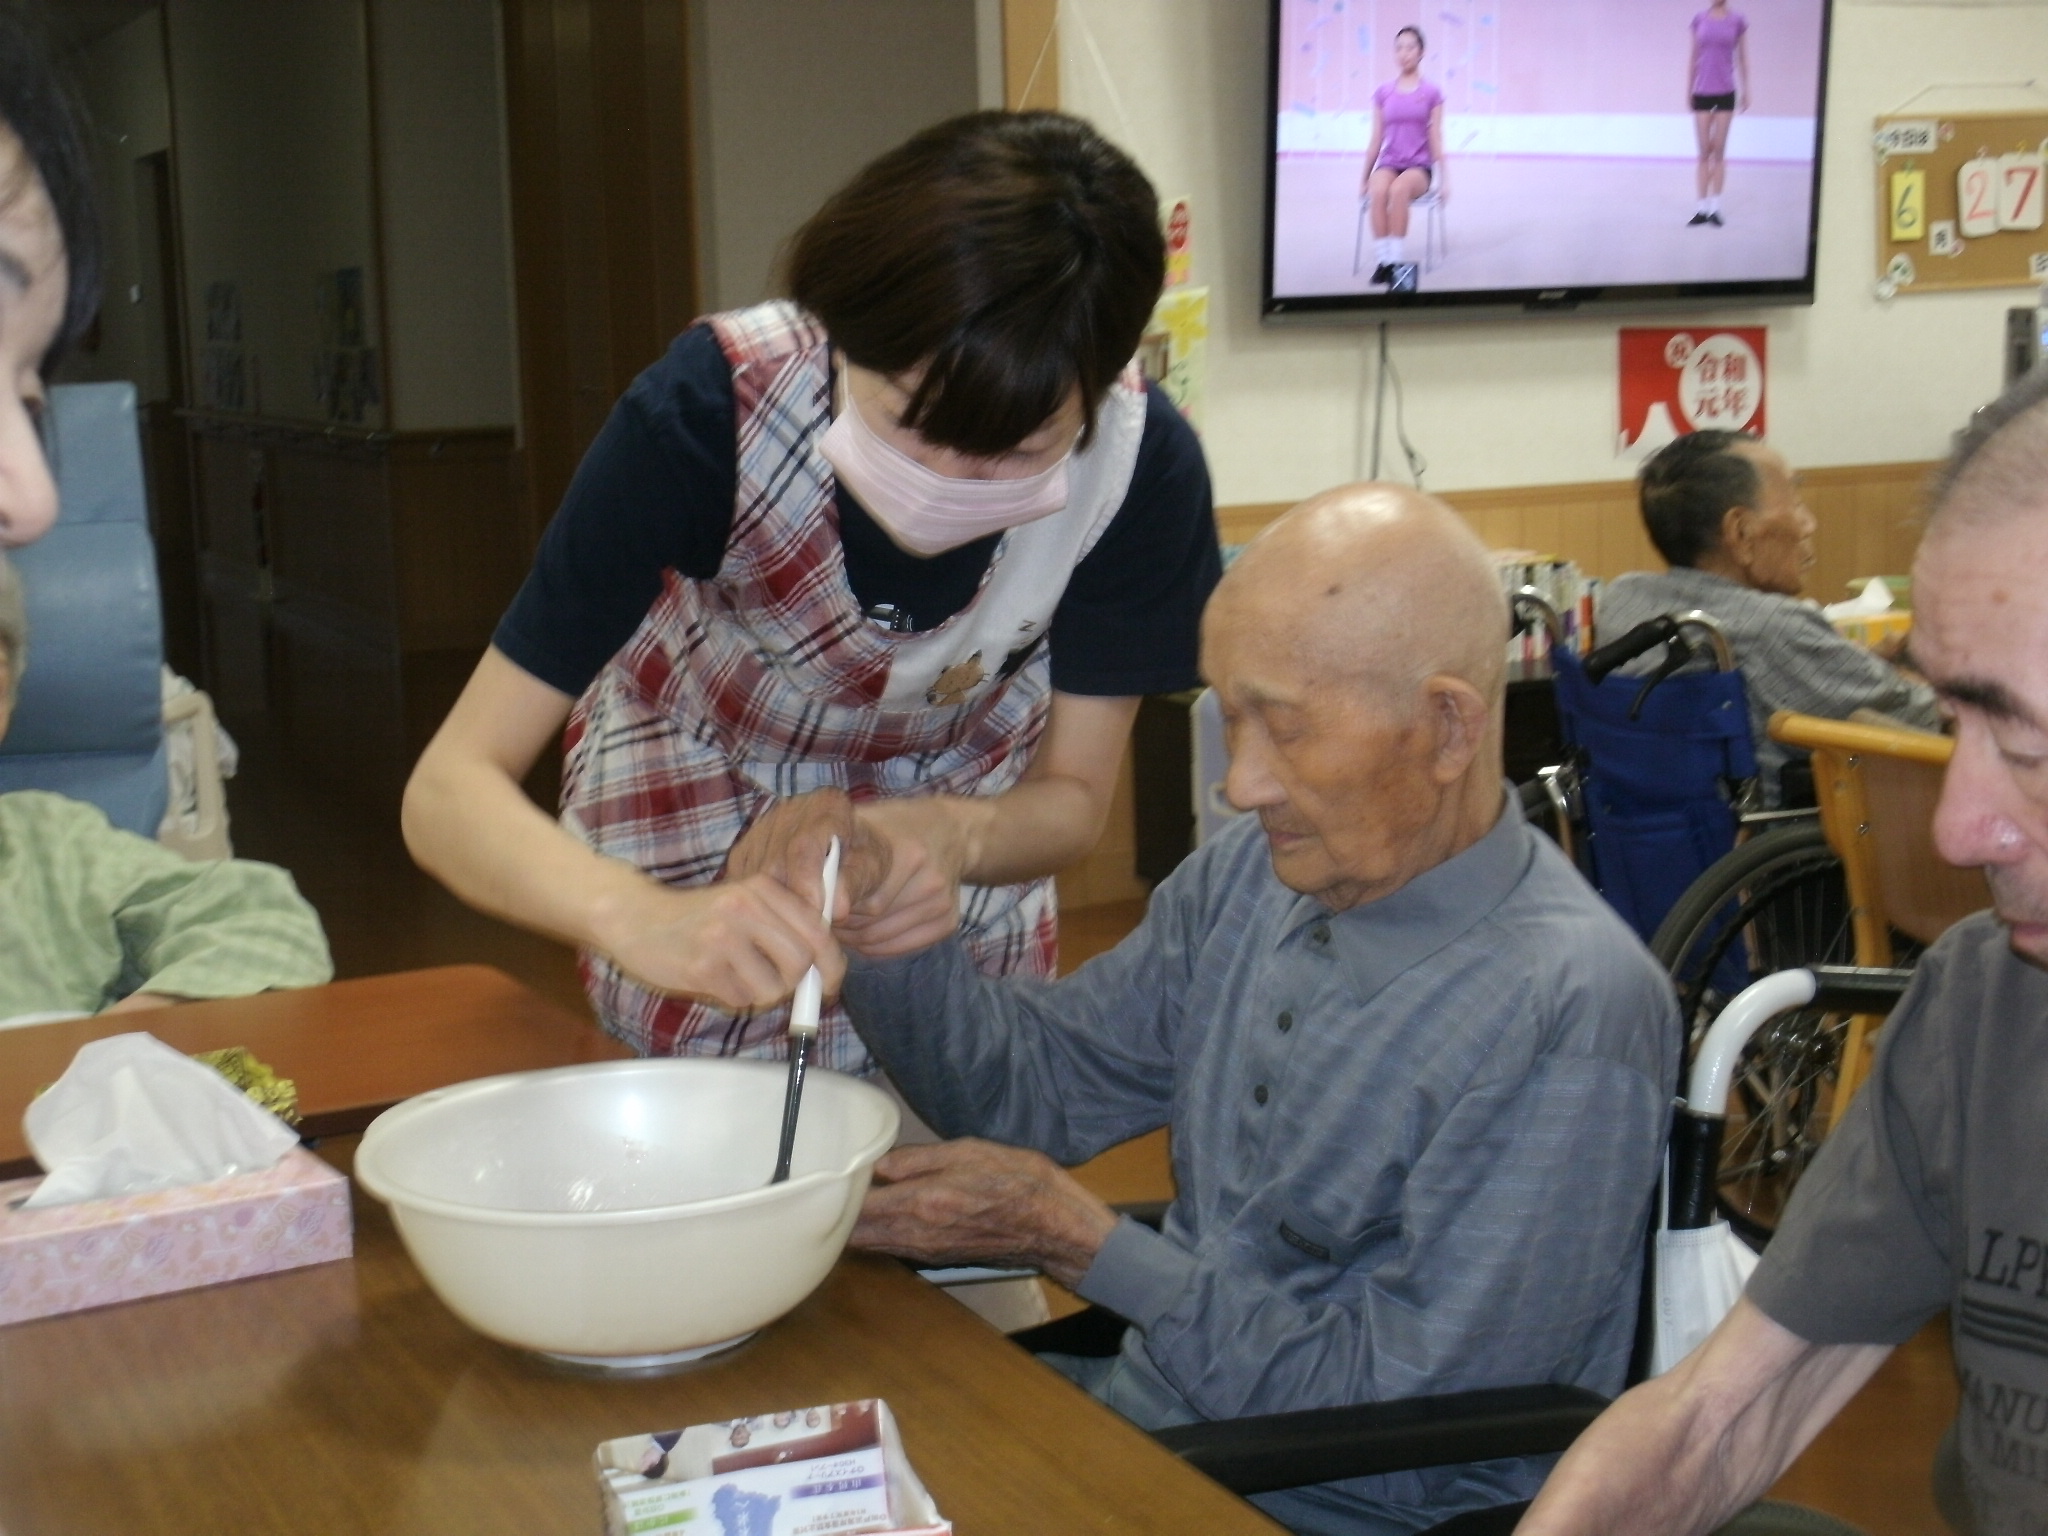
(1358, 25, 1445, 290)
(1688, 2, 1749, 226)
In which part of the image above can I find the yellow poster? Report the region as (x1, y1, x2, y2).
(1890, 169, 1927, 242)
(1138, 287, 1208, 431)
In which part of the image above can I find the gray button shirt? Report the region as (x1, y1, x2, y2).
(843, 797, 1677, 1530)
(1598, 566, 1940, 801)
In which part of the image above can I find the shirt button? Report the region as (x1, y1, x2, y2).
(1311, 923, 1331, 945)
(1277, 1010, 1294, 1033)
(1254, 1084, 1270, 1105)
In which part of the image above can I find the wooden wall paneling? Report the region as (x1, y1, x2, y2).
(267, 598, 409, 805)
(1002, 0, 1059, 110)
(189, 428, 271, 717)
(267, 440, 399, 627)
(1209, 468, 1930, 593)
(499, 0, 698, 545)
(387, 432, 524, 655)
(140, 401, 202, 682)
(501, 0, 577, 543)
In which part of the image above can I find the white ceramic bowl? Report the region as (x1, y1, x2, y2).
(354, 1058, 898, 1365)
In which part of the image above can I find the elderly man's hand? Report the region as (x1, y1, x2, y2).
(850, 1139, 1118, 1290)
(831, 798, 968, 958)
(726, 789, 891, 919)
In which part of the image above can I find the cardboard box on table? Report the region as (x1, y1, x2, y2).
(0, 1147, 352, 1325)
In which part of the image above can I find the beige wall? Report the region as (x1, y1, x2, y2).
(368, 0, 518, 432)
(166, 0, 382, 426)
(690, 0, 982, 312)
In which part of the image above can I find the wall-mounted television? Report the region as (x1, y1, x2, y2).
(1262, 0, 1833, 319)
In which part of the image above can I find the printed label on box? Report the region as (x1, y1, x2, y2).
(597, 1401, 949, 1536)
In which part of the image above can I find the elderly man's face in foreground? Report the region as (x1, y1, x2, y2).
(1918, 517, 2048, 965)
(1204, 610, 1442, 911)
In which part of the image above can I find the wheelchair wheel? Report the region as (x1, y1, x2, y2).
(1650, 823, 1852, 1249)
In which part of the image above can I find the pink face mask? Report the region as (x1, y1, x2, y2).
(818, 387, 1071, 557)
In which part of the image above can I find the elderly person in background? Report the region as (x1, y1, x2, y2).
(1519, 370, 2048, 1536)
(1599, 430, 1938, 803)
(838, 486, 1678, 1536)
(0, 555, 332, 1023)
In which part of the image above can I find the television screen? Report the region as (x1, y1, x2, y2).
(1263, 0, 1832, 317)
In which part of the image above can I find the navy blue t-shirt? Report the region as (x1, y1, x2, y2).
(494, 324, 1221, 700)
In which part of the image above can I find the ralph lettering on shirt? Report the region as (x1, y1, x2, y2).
(1976, 1229, 2048, 1299)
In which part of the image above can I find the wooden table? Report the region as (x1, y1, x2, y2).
(0, 965, 631, 1177)
(0, 974, 1281, 1534)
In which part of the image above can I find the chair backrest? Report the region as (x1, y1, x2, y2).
(1767, 711, 1988, 961)
(1551, 646, 1757, 942)
(0, 383, 168, 836)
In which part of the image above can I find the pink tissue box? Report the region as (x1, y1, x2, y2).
(0, 1147, 353, 1325)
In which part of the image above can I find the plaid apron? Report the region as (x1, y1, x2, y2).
(562, 302, 1148, 1066)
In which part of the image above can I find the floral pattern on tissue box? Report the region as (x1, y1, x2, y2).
(0, 1146, 353, 1325)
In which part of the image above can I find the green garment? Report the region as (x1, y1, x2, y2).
(0, 790, 332, 1019)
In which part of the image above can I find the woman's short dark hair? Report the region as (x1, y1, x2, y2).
(1639, 430, 1761, 567)
(0, 1, 101, 369)
(1396, 25, 1426, 52)
(786, 110, 1164, 457)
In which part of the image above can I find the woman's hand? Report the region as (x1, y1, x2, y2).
(729, 791, 965, 959)
(591, 873, 843, 1011)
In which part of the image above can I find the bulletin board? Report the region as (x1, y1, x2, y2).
(1873, 112, 2048, 294)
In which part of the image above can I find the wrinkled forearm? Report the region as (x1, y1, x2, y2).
(841, 923, 1179, 1161)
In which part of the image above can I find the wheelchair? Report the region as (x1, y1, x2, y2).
(1511, 592, 1851, 1249)
(1008, 961, 1907, 1536)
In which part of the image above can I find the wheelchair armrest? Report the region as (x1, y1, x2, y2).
(1149, 1382, 1611, 1497)
(1114, 1199, 1169, 1231)
(1807, 965, 1914, 1016)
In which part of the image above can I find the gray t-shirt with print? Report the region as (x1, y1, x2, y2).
(1749, 912, 2048, 1536)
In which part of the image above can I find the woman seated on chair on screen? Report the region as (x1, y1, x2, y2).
(1597, 430, 1941, 807)
(1358, 24, 1445, 293)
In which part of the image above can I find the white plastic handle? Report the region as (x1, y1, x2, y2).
(788, 837, 842, 1040)
(1685, 968, 1819, 1115)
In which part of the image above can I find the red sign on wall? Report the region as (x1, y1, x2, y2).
(1619, 327, 1767, 449)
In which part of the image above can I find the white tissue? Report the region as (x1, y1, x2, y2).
(1821, 576, 1895, 623)
(20, 1032, 299, 1208)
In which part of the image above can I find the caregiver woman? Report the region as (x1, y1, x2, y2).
(403, 111, 1220, 1066)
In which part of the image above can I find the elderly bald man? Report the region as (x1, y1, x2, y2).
(1520, 369, 2048, 1536)
(838, 485, 1679, 1536)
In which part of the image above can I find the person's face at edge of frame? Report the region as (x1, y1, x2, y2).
(840, 361, 1084, 485)
(1201, 590, 1445, 912)
(1917, 514, 2048, 966)
(1727, 442, 1816, 597)
(0, 125, 66, 549)
(1394, 31, 1424, 74)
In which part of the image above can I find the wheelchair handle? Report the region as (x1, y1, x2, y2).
(1508, 587, 1565, 648)
(1582, 617, 1680, 683)
(1582, 610, 1736, 685)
